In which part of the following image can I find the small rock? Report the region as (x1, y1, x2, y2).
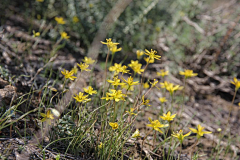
(0, 85, 17, 105)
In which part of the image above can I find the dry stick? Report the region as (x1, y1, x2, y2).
(87, 0, 132, 60)
(182, 16, 205, 34)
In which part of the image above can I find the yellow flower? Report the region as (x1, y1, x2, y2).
(167, 84, 182, 95)
(160, 111, 176, 122)
(159, 97, 167, 103)
(109, 63, 129, 74)
(109, 122, 118, 130)
(122, 76, 139, 88)
(189, 124, 212, 139)
(172, 130, 191, 144)
(128, 60, 140, 69)
(141, 96, 151, 106)
(126, 108, 137, 116)
(110, 45, 122, 54)
(98, 142, 103, 149)
(36, 0, 44, 2)
(231, 77, 240, 91)
(160, 81, 182, 95)
(107, 77, 125, 86)
(144, 57, 154, 63)
(157, 69, 168, 78)
(132, 129, 141, 138)
(143, 82, 149, 89)
(238, 102, 240, 109)
(128, 60, 144, 74)
(179, 69, 198, 78)
(60, 32, 70, 40)
(147, 118, 168, 133)
(37, 14, 41, 20)
(72, 16, 79, 23)
(61, 69, 77, 80)
(40, 110, 54, 125)
(70, 66, 78, 74)
(89, 3, 94, 8)
(121, 65, 130, 74)
(82, 57, 95, 64)
(83, 86, 97, 95)
(160, 81, 170, 89)
(55, 17, 66, 24)
(145, 49, 161, 61)
(77, 63, 91, 71)
(150, 79, 158, 87)
(33, 30, 40, 37)
(136, 50, 144, 59)
(102, 89, 126, 102)
(73, 92, 91, 103)
(101, 38, 119, 50)
(122, 84, 134, 91)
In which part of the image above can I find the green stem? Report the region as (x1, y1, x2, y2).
(179, 77, 186, 118)
(107, 131, 114, 160)
(102, 49, 110, 97)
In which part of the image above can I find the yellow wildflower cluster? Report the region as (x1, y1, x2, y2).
(109, 63, 129, 75)
(160, 81, 182, 95)
(172, 130, 191, 144)
(73, 92, 91, 103)
(136, 50, 144, 59)
(61, 69, 76, 80)
(109, 122, 119, 130)
(144, 49, 161, 63)
(33, 30, 40, 37)
(157, 69, 168, 78)
(102, 89, 126, 102)
(189, 124, 212, 140)
(132, 129, 141, 138)
(128, 60, 144, 74)
(72, 16, 79, 23)
(179, 69, 198, 78)
(147, 117, 168, 133)
(55, 17, 66, 24)
(159, 97, 167, 103)
(40, 110, 54, 125)
(160, 111, 176, 122)
(60, 32, 70, 40)
(61, 57, 93, 81)
(122, 76, 139, 89)
(141, 96, 151, 106)
(126, 108, 137, 116)
(77, 62, 91, 72)
(82, 57, 95, 64)
(231, 77, 240, 91)
(107, 76, 125, 86)
(101, 38, 122, 54)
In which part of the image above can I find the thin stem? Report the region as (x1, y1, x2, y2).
(107, 131, 114, 160)
(102, 49, 110, 98)
(180, 77, 186, 117)
(226, 89, 237, 131)
(178, 143, 182, 160)
(141, 129, 152, 158)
